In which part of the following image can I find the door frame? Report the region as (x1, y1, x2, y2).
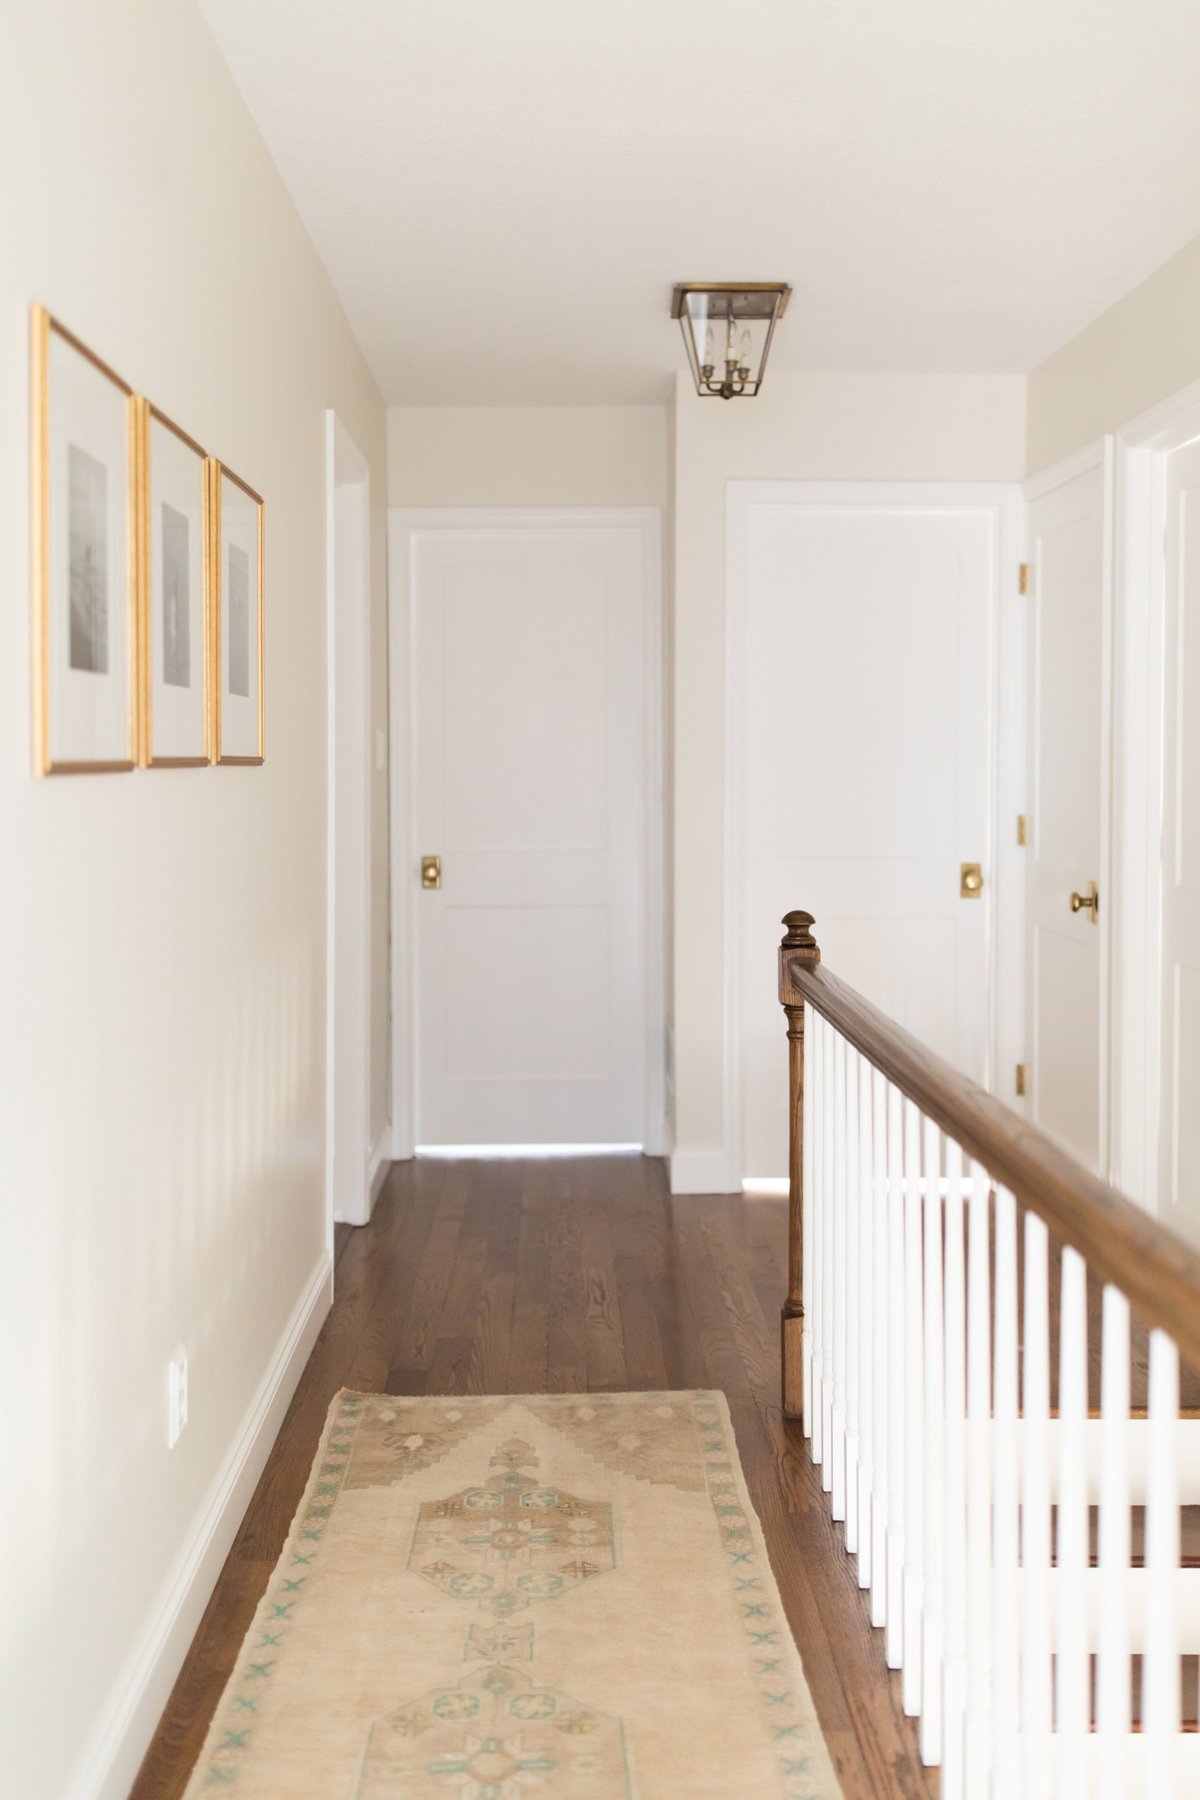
(1112, 378, 1200, 1207)
(388, 505, 666, 1157)
(724, 479, 1026, 1192)
(324, 411, 378, 1232)
(1021, 439, 1115, 1177)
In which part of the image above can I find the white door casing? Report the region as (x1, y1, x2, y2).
(1111, 383, 1200, 1208)
(1023, 447, 1111, 1174)
(325, 412, 375, 1230)
(391, 509, 663, 1151)
(1159, 436, 1200, 1238)
(730, 482, 1021, 1186)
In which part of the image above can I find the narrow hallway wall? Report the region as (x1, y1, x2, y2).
(1027, 230, 1200, 471)
(0, 3, 387, 1793)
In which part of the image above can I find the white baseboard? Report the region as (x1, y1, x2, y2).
(669, 1146, 738, 1195)
(369, 1125, 394, 1211)
(70, 1249, 334, 1800)
(333, 1128, 394, 1230)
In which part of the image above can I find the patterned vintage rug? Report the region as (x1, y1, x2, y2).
(185, 1389, 842, 1797)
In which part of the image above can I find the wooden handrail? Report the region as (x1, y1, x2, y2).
(777, 911, 1200, 1389)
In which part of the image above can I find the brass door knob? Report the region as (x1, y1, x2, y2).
(960, 862, 984, 898)
(420, 854, 442, 890)
(1069, 880, 1099, 921)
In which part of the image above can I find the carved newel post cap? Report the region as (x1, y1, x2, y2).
(780, 910, 818, 951)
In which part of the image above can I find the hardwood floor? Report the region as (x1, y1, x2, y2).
(132, 1154, 935, 1799)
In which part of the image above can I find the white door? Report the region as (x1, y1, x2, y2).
(1159, 437, 1200, 1235)
(1024, 454, 1108, 1172)
(409, 519, 652, 1146)
(736, 486, 1000, 1183)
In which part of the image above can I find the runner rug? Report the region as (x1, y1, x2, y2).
(185, 1388, 842, 1798)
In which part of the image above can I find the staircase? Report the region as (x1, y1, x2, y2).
(775, 910, 1200, 1799)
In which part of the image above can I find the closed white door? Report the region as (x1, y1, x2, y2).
(1024, 456, 1108, 1172)
(737, 488, 999, 1182)
(1159, 437, 1200, 1233)
(410, 521, 650, 1146)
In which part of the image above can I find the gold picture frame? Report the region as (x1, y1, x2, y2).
(31, 304, 138, 774)
(136, 398, 211, 768)
(208, 461, 265, 765)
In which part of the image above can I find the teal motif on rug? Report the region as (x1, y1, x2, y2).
(355, 1665, 630, 1799)
(408, 1435, 615, 1618)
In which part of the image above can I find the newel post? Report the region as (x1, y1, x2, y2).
(779, 910, 820, 1420)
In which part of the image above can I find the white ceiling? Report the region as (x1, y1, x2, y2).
(199, 0, 1200, 405)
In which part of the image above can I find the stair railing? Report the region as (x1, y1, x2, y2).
(778, 909, 1200, 1800)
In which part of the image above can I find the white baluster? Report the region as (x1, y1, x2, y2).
(1096, 1283, 1131, 1800)
(802, 1002, 816, 1438)
(1056, 1246, 1089, 1798)
(885, 1081, 906, 1670)
(1021, 1211, 1052, 1798)
(940, 1138, 967, 1799)
(821, 1016, 835, 1489)
(921, 1117, 945, 1764)
(902, 1098, 925, 1716)
(1144, 1328, 1181, 1800)
(992, 1183, 1021, 1800)
(870, 1064, 889, 1625)
(964, 1159, 992, 1797)
(856, 1055, 875, 1588)
(809, 1009, 825, 1461)
(831, 1031, 848, 1522)
(844, 1042, 860, 1551)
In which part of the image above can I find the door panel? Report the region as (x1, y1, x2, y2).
(412, 525, 647, 1145)
(1161, 441, 1200, 1231)
(1025, 457, 1107, 1172)
(739, 494, 996, 1182)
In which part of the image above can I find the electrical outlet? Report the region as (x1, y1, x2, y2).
(167, 1345, 188, 1448)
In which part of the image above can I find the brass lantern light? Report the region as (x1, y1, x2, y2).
(672, 281, 792, 399)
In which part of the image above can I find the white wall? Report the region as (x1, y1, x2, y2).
(387, 405, 667, 507)
(1028, 231, 1200, 473)
(669, 371, 1026, 1180)
(0, 4, 387, 1795)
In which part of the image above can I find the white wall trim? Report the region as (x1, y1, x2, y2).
(325, 412, 375, 1230)
(669, 1146, 739, 1196)
(722, 479, 1026, 1191)
(387, 506, 416, 1161)
(69, 1249, 333, 1800)
(387, 506, 666, 1157)
(369, 1125, 394, 1208)
(1110, 385, 1200, 1206)
(1120, 374, 1200, 453)
(1023, 437, 1108, 501)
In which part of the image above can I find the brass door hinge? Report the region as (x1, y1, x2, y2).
(1018, 562, 1030, 596)
(1017, 814, 1028, 846)
(1015, 1063, 1028, 1097)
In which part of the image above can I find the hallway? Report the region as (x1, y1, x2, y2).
(133, 1156, 934, 1798)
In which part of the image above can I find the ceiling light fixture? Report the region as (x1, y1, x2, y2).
(672, 281, 792, 399)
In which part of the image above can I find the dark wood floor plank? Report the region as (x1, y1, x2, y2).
(131, 1156, 934, 1800)
(546, 1180, 587, 1393)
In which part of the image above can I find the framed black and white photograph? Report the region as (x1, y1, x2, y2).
(31, 305, 137, 773)
(210, 462, 264, 764)
(138, 401, 209, 766)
